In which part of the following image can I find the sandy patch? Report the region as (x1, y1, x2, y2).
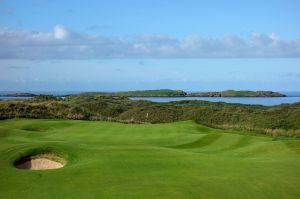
(15, 154, 65, 170)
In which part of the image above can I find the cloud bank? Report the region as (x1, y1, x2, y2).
(0, 25, 300, 59)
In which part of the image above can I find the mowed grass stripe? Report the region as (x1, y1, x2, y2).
(173, 133, 222, 149)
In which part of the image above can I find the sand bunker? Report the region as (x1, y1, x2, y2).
(15, 153, 65, 170)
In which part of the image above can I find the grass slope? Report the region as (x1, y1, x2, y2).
(0, 119, 299, 199)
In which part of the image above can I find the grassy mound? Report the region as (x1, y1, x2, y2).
(0, 119, 299, 199)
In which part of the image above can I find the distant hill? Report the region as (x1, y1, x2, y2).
(80, 89, 285, 97)
(80, 89, 187, 97)
(0, 90, 286, 98)
(188, 90, 286, 97)
(0, 93, 36, 97)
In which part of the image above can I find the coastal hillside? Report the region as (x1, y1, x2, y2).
(79, 89, 187, 97)
(77, 89, 286, 97)
(3, 89, 285, 98)
(188, 90, 286, 97)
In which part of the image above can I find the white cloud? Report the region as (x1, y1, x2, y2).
(53, 25, 69, 40)
(0, 25, 299, 59)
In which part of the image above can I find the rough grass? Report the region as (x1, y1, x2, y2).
(1, 96, 300, 136)
(0, 119, 299, 199)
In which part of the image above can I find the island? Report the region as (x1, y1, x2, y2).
(0, 92, 37, 97)
(80, 89, 285, 97)
(80, 89, 187, 97)
(187, 90, 286, 97)
(0, 90, 286, 98)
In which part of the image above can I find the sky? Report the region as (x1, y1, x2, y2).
(0, 0, 300, 91)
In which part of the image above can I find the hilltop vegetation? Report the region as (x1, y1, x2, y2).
(0, 89, 285, 98)
(0, 93, 37, 97)
(0, 94, 299, 137)
(80, 89, 187, 97)
(188, 90, 286, 97)
(79, 89, 286, 97)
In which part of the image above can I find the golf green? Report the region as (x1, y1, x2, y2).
(0, 119, 299, 199)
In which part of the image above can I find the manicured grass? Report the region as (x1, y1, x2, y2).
(0, 119, 299, 199)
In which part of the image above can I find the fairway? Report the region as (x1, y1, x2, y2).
(0, 119, 299, 199)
